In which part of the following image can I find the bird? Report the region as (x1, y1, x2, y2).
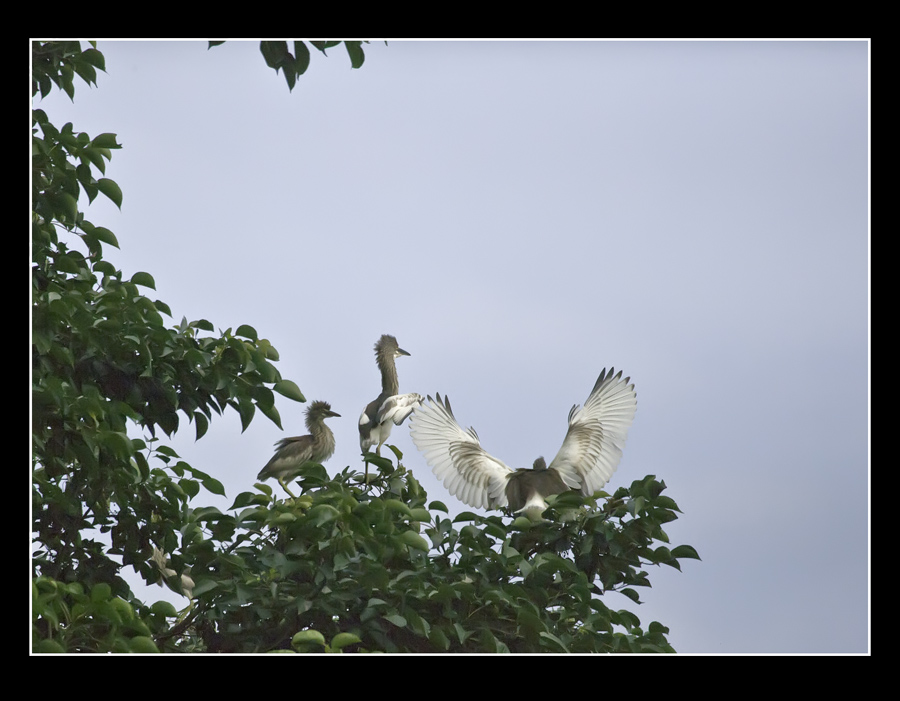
(358, 334, 423, 461)
(408, 368, 637, 521)
(257, 400, 340, 498)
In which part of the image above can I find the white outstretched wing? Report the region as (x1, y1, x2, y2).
(359, 393, 424, 452)
(376, 392, 424, 426)
(548, 368, 637, 496)
(409, 393, 512, 510)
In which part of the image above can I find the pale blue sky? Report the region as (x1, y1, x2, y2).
(36, 40, 869, 653)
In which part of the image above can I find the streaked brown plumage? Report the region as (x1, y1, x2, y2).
(258, 400, 340, 497)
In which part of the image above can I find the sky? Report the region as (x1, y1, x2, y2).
(34, 40, 870, 653)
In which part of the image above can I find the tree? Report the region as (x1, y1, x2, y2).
(176, 457, 699, 653)
(31, 41, 699, 653)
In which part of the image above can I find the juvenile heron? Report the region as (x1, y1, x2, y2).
(257, 400, 340, 498)
(409, 368, 637, 521)
(358, 334, 423, 459)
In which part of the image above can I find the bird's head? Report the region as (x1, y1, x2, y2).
(376, 334, 411, 360)
(306, 400, 341, 426)
(532, 456, 548, 471)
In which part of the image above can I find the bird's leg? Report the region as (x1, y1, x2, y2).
(360, 453, 371, 489)
(364, 445, 383, 489)
(277, 477, 298, 500)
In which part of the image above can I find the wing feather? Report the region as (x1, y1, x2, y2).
(409, 393, 512, 510)
(375, 392, 424, 426)
(258, 435, 314, 479)
(548, 368, 637, 495)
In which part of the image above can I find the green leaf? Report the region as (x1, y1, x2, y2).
(97, 178, 123, 208)
(99, 430, 134, 460)
(627, 496, 646, 516)
(345, 41, 365, 69)
(202, 476, 226, 497)
(384, 499, 411, 516)
(229, 491, 262, 509)
(179, 479, 200, 498)
(539, 631, 570, 652)
(58, 192, 78, 222)
(193, 411, 209, 440)
(654, 495, 681, 511)
(273, 380, 305, 403)
(257, 401, 283, 429)
(130, 271, 156, 289)
(282, 68, 297, 92)
(405, 610, 431, 638)
(151, 600, 179, 617)
(292, 630, 326, 648)
(330, 632, 362, 650)
(235, 324, 257, 340)
(260, 41, 288, 69)
(90, 132, 120, 149)
(672, 544, 701, 560)
(428, 627, 450, 651)
(384, 613, 407, 628)
(311, 41, 340, 53)
(90, 582, 112, 603)
(484, 522, 507, 540)
(408, 508, 431, 522)
(154, 445, 181, 459)
(309, 504, 340, 526)
(620, 588, 641, 604)
(363, 454, 394, 471)
(34, 639, 66, 654)
(237, 399, 255, 432)
(293, 41, 310, 75)
(90, 226, 119, 248)
(80, 48, 106, 71)
(653, 546, 673, 563)
(614, 609, 642, 629)
(452, 511, 481, 523)
(649, 621, 670, 635)
(399, 530, 430, 551)
(128, 635, 159, 653)
(189, 579, 219, 597)
(73, 59, 97, 86)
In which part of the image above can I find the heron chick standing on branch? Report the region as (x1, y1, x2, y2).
(257, 400, 340, 498)
(358, 334, 423, 461)
(409, 368, 637, 521)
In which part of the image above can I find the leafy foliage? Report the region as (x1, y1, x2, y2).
(32, 41, 698, 653)
(32, 41, 107, 101)
(32, 40, 302, 651)
(209, 40, 372, 92)
(165, 454, 698, 653)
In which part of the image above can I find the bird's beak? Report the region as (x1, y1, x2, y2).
(328, 411, 341, 418)
(397, 348, 411, 357)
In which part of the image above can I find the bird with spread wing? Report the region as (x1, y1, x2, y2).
(358, 334, 423, 456)
(409, 368, 637, 520)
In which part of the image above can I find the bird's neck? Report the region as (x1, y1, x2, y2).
(309, 421, 336, 452)
(377, 354, 400, 396)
